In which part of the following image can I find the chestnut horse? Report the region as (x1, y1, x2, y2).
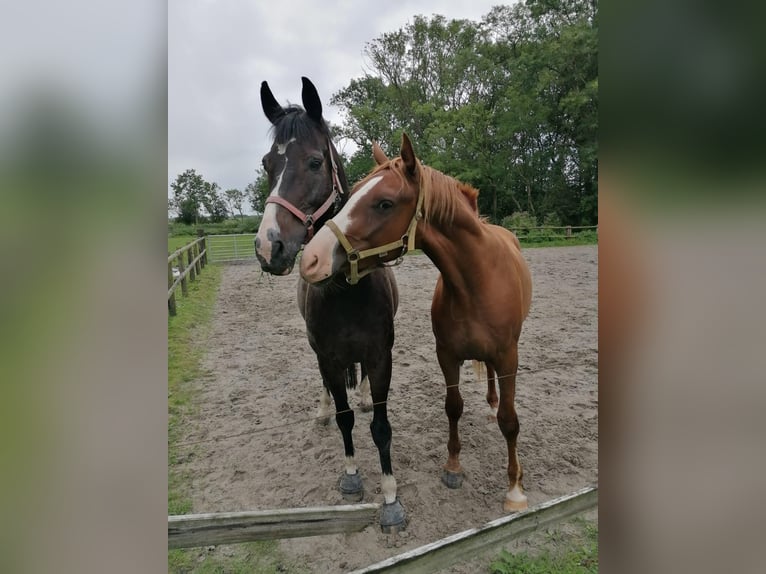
(254, 78, 405, 531)
(301, 133, 532, 513)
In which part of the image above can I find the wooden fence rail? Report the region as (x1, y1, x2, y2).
(349, 486, 597, 574)
(168, 233, 207, 316)
(508, 224, 598, 240)
(168, 503, 380, 549)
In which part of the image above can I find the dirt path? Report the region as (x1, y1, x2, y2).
(177, 245, 597, 572)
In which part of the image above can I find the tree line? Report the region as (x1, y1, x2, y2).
(171, 0, 597, 227)
(168, 168, 264, 225)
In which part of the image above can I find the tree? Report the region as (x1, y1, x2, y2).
(170, 169, 206, 225)
(330, 2, 598, 225)
(201, 181, 228, 223)
(224, 188, 246, 222)
(245, 168, 269, 214)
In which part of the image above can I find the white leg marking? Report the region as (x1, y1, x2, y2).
(506, 483, 527, 503)
(381, 474, 397, 505)
(345, 456, 358, 475)
(506, 452, 525, 503)
(332, 175, 383, 232)
(359, 376, 373, 410)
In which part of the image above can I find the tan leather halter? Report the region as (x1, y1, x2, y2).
(264, 137, 343, 242)
(325, 183, 424, 285)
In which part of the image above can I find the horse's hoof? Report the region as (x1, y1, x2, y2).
(380, 498, 407, 533)
(441, 469, 464, 489)
(339, 471, 364, 502)
(503, 496, 528, 512)
(316, 415, 331, 426)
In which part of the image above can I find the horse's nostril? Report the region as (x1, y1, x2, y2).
(254, 236, 261, 250)
(272, 239, 284, 257)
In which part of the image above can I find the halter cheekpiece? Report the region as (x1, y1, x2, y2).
(264, 137, 344, 242)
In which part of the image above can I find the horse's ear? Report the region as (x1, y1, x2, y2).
(301, 76, 323, 124)
(260, 81, 285, 125)
(372, 141, 389, 165)
(400, 133, 418, 178)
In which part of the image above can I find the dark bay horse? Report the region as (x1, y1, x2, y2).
(301, 133, 533, 513)
(254, 78, 405, 531)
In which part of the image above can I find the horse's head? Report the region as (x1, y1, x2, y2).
(255, 77, 346, 275)
(300, 133, 423, 285)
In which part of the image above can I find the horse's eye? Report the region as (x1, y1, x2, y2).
(378, 199, 394, 211)
(308, 156, 323, 171)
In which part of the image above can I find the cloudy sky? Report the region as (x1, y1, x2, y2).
(169, 0, 512, 199)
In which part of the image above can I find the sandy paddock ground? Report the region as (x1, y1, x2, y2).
(175, 245, 597, 572)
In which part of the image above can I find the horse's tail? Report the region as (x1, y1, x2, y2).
(344, 364, 358, 390)
(472, 360, 486, 383)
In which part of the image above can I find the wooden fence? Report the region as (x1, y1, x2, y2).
(167, 486, 597, 572)
(167, 232, 208, 316)
(508, 224, 598, 241)
(168, 503, 380, 549)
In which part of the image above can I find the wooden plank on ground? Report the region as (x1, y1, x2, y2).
(349, 486, 597, 574)
(168, 503, 380, 549)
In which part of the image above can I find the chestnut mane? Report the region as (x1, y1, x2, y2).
(369, 158, 481, 225)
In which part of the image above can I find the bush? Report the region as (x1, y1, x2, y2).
(501, 211, 538, 233)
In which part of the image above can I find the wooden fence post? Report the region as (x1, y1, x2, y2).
(167, 259, 177, 316)
(566, 225, 572, 238)
(197, 229, 207, 266)
(176, 253, 188, 297)
(193, 241, 202, 275)
(187, 247, 197, 283)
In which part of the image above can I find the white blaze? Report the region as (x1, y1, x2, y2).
(256, 156, 290, 261)
(332, 175, 383, 232)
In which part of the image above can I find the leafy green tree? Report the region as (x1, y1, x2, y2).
(330, 1, 598, 225)
(224, 188, 245, 222)
(201, 181, 228, 223)
(245, 169, 269, 214)
(170, 169, 206, 225)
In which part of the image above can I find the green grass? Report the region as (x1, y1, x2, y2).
(169, 541, 307, 574)
(517, 230, 598, 248)
(169, 235, 198, 254)
(489, 518, 598, 573)
(168, 263, 221, 516)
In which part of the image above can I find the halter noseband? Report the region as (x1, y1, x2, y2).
(264, 137, 344, 242)
(325, 180, 424, 285)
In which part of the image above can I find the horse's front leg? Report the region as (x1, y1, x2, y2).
(317, 358, 364, 502)
(366, 352, 406, 532)
(438, 346, 464, 488)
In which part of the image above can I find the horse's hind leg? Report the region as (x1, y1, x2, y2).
(486, 364, 499, 420)
(495, 344, 528, 512)
(439, 348, 464, 488)
(367, 353, 406, 532)
(358, 363, 373, 412)
(473, 360, 498, 420)
(316, 385, 332, 426)
(318, 360, 364, 501)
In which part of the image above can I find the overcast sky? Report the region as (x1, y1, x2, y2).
(168, 0, 512, 198)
